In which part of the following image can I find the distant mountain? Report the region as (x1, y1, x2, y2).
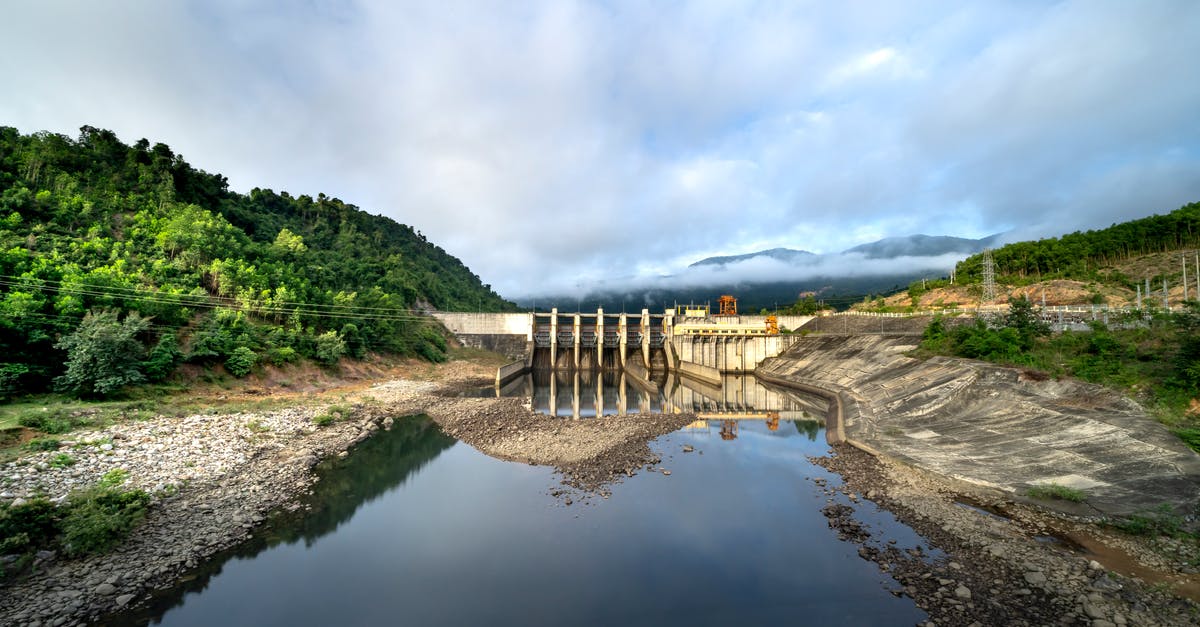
(690, 234, 1002, 268)
(689, 247, 814, 267)
(844, 233, 1003, 259)
(527, 232, 1007, 314)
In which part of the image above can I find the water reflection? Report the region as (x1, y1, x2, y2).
(500, 370, 830, 436)
(116, 417, 928, 627)
(108, 416, 454, 626)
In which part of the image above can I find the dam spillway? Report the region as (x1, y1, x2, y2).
(432, 309, 813, 387)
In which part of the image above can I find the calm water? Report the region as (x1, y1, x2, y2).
(116, 382, 932, 626)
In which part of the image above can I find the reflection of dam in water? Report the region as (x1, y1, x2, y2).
(498, 369, 829, 439)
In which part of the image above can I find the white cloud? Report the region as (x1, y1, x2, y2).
(0, 0, 1197, 300)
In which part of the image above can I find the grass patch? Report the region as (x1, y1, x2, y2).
(244, 419, 271, 433)
(1026, 483, 1086, 502)
(312, 404, 352, 427)
(24, 438, 61, 452)
(48, 453, 76, 468)
(1173, 427, 1200, 454)
(1106, 504, 1190, 538)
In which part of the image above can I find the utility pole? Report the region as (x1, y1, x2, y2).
(1185, 254, 1190, 302)
(1146, 277, 1151, 306)
(1136, 284, 1142, 309)
(1163, 278, 1169, 309)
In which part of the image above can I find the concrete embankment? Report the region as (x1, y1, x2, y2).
(758, 334, 1200, 518)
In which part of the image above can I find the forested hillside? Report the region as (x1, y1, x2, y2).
(955, 202, 1200, 284)
(0, 125, 513, 398)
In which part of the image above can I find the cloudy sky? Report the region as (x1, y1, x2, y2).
(2, 1, 1198, 298)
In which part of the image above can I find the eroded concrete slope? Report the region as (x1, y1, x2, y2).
(759, 335, 1200, 516)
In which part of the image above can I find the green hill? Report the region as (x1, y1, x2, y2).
(0, 125, 514, 398)
(954, 202, 1200, 287)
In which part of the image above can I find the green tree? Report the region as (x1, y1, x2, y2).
(1003, 296, 1049, 350)
(142, 333, 182, 382)
(225, 346, 257, 378)
(314, 331, 346, 366)
(54, 310, 149, 398)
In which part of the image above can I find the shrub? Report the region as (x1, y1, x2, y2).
(24, 437, 61, 451)
(49, 453, 76, 468)
(1026, 483, 1085, 502)
(415, 326, 447, 363)
(0, 363, 30, 400)
(143, 332, 182, 382)
(265, 346, 298, 366)
(225, 346, 257, 378)
(0, 498, 60, 555)
(314, 331, 346, 366)
(54, 310, 149, 398)
(98, 468, 129, 488)
(61, 485, 151, 556)
(341, 323, 366, 359)
(17, 409, 81, 435)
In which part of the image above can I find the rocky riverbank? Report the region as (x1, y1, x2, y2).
(813, 443, 1199, 626)
(2, 353, 1198, 626)
(0, 365, 697, 626)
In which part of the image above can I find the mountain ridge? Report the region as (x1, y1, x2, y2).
(691, 233, 1003, 267)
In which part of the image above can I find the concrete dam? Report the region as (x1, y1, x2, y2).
(432, 309, 815, 388)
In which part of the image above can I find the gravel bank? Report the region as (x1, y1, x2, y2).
(424, 396, 695, 493)
(0, 373, 695, 625)
(814, 443, 1200, 626)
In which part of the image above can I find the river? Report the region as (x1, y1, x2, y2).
(113, 373, 932, 626)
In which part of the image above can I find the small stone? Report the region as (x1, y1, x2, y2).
(1089, 560, 1103, 571)
(1091, 621, 1115, 627)
(954, 585, 971, 600)
(1082, 601, 1105, 619)
(662, 470, 671, 476)
(1024, 571, 1047, 585)
(100, 443, 113, 451)
(682, 445, 694, 453)
(94, 582, 117, 595)
(116, 594, 135, 607)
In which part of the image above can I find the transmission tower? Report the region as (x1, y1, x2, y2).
(982, 249, 996, 304)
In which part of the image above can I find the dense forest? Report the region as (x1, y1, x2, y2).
(0, 125, 514, 398)
(954, 202, 1200, 284)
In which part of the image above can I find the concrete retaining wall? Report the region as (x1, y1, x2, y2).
(623, 360, 658, 394)
(455, 334, 531, 361)
(671, 335, 800, 373)
(432, 312, 532, 336)
(757, 334, 1200, 516)
(675, 360, 721, 386)
(496, 360, 528, 387)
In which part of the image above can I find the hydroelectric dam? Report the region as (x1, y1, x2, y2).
(431, 307, 816, 389)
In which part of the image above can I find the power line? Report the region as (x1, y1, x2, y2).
(0, 277, 436, 323)
(0, 273, 428, 316)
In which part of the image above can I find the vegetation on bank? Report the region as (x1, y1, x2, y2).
(0, 469, 150, 578)
(920, 298, 1200, 453)
(0, 125, 514, 401)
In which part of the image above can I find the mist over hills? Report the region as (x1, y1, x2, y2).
(517, 233, 1002, 312)
(691, 234, 1001, 267)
